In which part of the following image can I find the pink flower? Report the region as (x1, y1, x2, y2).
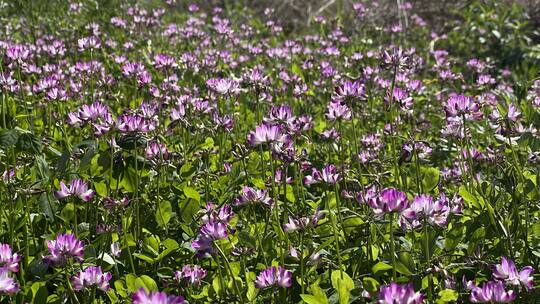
(132, 288, 184, 304)
(255, 266, 293, 289)
(43, 234, 85, 265)
(54, 179, 95, 202)
(71, 266, 112, 291)
(493, 257, 534, 291)
(0, 267, 18, 294)
(0, 244, 20, 272)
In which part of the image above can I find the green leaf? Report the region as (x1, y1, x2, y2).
(125, 274, 137, 292)
(395, 261, 413, 275)
(301, 294, 327, 304)
(331, 270, 354, 304)
(247, 281, 259, 302)
(422, 167, 440, 192)
(39, 193, 56, 223)
(157, 239, 179, 261)
(60, 203, 75, 222)
(16, 131, 42, 154)
(114, 280, 127, 297)
(155, 200, 172, 227)
(30, 282, 48, 304)
(310, 282, 328, 302)
(437, 289, 459, 303)
(362, 277, 379, 294)
(184, 186, 200, 202)
(134, 275, 158, 292)
(0, 129, 19, 147)
(133, 253, 155, 264)
(291, 63, 305, 81)
(372, 262, 393, 274)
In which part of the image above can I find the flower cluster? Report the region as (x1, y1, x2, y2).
(191, 203, 234, 257)
(254, 266, 293, 289)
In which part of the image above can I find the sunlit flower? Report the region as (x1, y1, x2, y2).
(493, 257, 534, 291)
(43, 234, 85, 265)
(254, 266, 293, 289)
(54, 179, 95, 202)
(175, 265, 207, 287)
(0, 267, 18, 294)
(0, 244, 20, 272)
(469, 280, 516, 303)
(132, 288, 184, 304)
(377, 282, 424, 304)
(71, 266, 112, 291)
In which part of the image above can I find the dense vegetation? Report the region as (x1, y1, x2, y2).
(0, 0, 540, 303)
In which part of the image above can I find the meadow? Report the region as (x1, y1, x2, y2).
(0, 0, 539, 303)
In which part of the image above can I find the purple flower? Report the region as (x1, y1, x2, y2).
(303, 165, 341, 185)
(43, 234, 85, 265)
(206, 78, 239, 95)
(387, 87, 413, 109)
(400, 194, 451, 229)
(175, 265, 207, 287)
(117, 114, 156, 133)
(0, 244, 20, 272)
(201, 203, 235, 224)
(364, 188, 409, 216)
(469, 281, 516, 303)
(493, 257, 534, 291)
(444, 94, 483, 120)
(145, 141, 170, 161)
(0, 267, 18, 294)
(377, 282, 424, 304)
(507, 103, 521, 122)
(334, 80, 366, 101)
(71, 266, 112, 291)
(235, 186, 273, 207)
(247, 123, 287, 146)
(255, 266, 293, 289)
(326, 101, 351, 121)
(264, 105, 295, 125)
(283, 207, 325, 233)
(110, 242, 121, 257)
(132, 288, 184, 304)
(54, 179, 95, 202)
(199, 221, 228, 240)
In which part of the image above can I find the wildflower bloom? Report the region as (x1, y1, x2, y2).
(54, 179, 95, 202)
(283, 207, 325, 233)
(325, 101, 351, 121)
(254, 266, 293, 289)
(0, 267, 18, 294)
(132, 288, 184, 304)
(444, 94, 483, 120)
(175, 265, 207, 287)
(191, 204, 234, 257)
(71, 266, 112, 291)
(377, 282, 424, 304)
(469, 280, 516, 303)
(334, 80, 366, 101)
(303, 165, 341, 185)
(247, 123, 287, 146)
(400, 194, 451, 229)
(362, 188, 409, 216)
(234, 186, 273, 207)
(201, 203, 235, 224)
(492, 257, 534, 291)
(0, 244, 20, 272)
(43, 234, 85, 265)
(117, 114, 156, 133)
(145, 141, 170, 161)
(206, 77, 239, 95)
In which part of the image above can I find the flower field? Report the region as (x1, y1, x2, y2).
(1, 0, 540, 303)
